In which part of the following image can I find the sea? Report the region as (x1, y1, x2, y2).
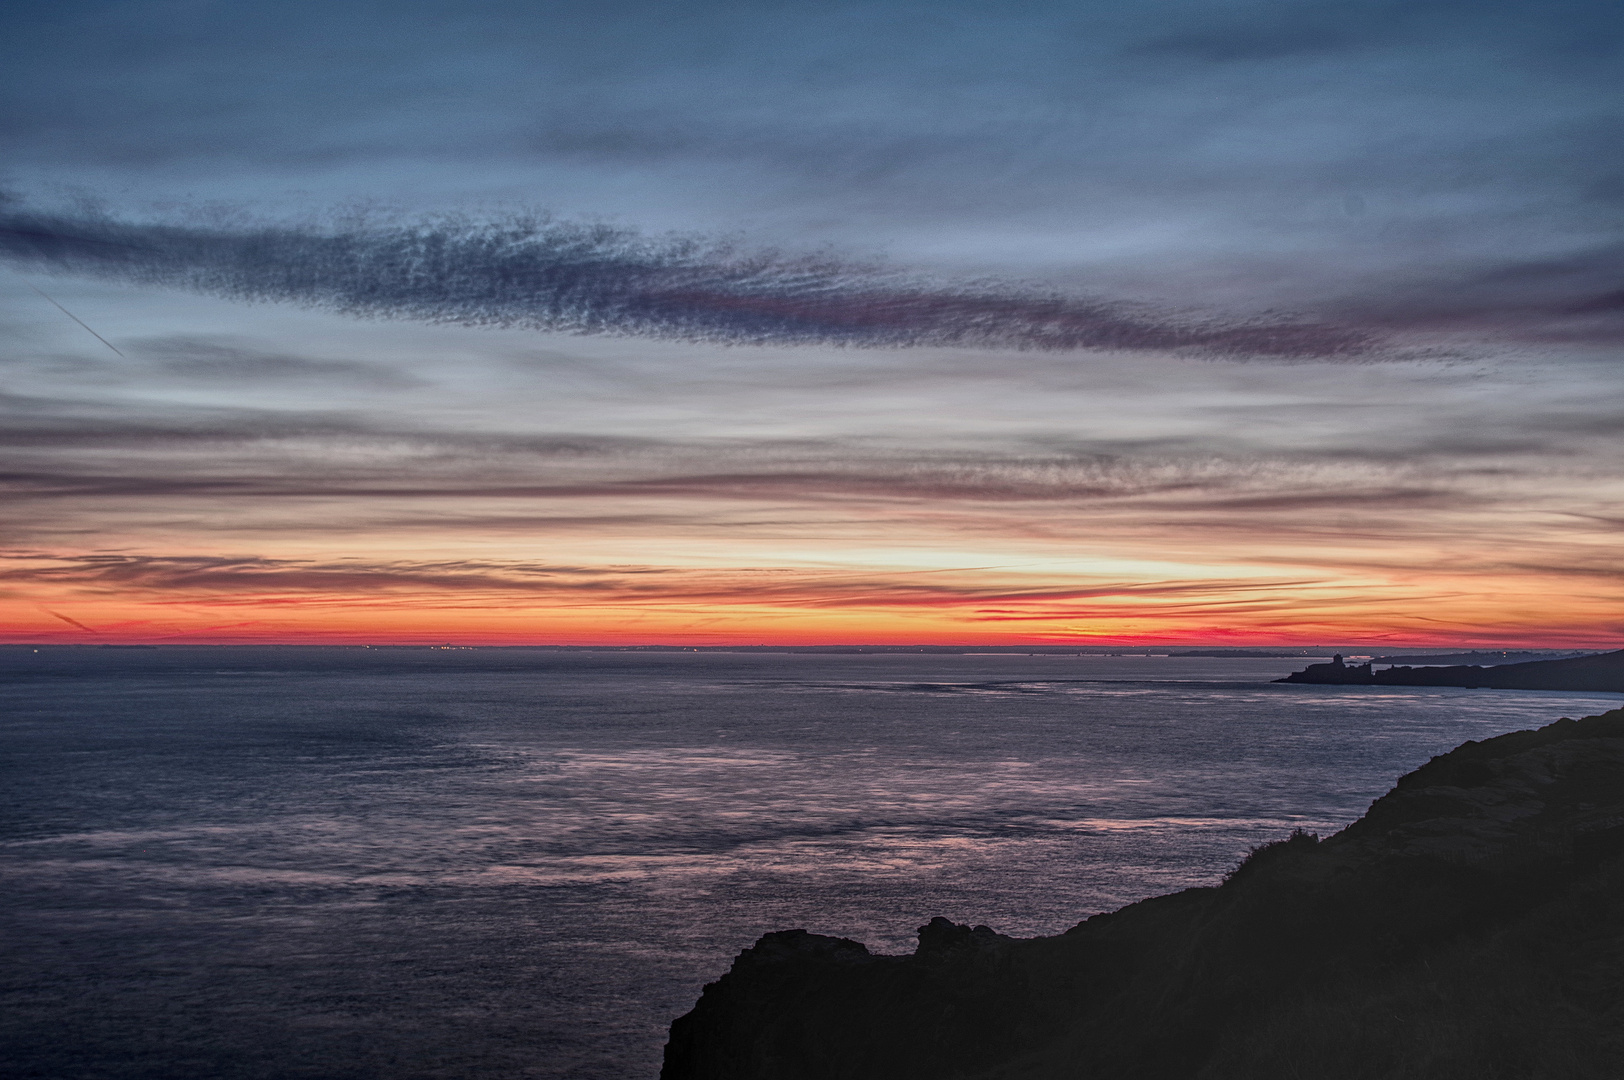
(3, 647, 1619, 1080)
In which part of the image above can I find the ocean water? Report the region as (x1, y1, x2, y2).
(2, 647, 1618, 1080)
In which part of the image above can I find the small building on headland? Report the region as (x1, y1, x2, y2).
(1283, 654, 1376, 684)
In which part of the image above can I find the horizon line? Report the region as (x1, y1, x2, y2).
(5, 642, 1612, 653)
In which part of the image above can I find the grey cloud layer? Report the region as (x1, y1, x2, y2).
(0, 209, 1372, 356)
(131, 337, 424, 388)
(0, 384, 1597, 523)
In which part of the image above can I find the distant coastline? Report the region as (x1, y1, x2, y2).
(1369, 650, 1598, 666)
(1276, 649, 1624, 693)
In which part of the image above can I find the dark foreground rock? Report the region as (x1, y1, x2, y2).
(663, 708, 1624, 1079)
(1275, 648, 1624, 692)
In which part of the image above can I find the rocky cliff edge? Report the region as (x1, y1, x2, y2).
(663, 708, 1624, 1080)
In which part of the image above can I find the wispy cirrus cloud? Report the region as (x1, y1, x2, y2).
(0, 206, 1376, 358)
(0, 383, 1591, 553)
(0, 393, 1469, 510)
(0, 551, 1326, 612)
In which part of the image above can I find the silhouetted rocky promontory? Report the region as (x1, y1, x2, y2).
(1276, 647, 1624, 692)
(663, 708, 1624, 1079)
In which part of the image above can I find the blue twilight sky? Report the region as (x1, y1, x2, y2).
(0, 0, 1620, 644)
(7, 0, 1623, 319)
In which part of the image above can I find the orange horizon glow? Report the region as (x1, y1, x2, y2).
(7, 553, 1617, 650)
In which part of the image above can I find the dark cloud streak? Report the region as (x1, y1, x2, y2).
(0, 207, 1375, 358)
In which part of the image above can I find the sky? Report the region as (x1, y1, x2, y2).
(1, 0, 1620, 647)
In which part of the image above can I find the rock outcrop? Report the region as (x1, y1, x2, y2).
(663, 709, 1624, 1079)
(1275, 648, 1624, 692)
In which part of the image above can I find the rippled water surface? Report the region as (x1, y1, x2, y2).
(3, 647, 1618, 1079)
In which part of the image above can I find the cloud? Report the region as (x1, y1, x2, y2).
(0, 550, 1327, 613)
(131, 337, 423, 388)
(1132, 6, 1391, 62)
(0, 405, 1439, 507)
(40, 606, 98, 632)
(0, 206, 1375, 358)
(0, 381, 1605, 528)
(1327, 240, 1624, 340)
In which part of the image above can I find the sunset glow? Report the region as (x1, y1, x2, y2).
(3, 2, 1620, 649)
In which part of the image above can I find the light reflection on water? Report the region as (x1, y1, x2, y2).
(2, 648, 1618, 1079)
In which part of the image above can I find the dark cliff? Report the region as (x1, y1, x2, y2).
(663, 708, 1624, 1079)
(1275, 648, 1624, 692)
